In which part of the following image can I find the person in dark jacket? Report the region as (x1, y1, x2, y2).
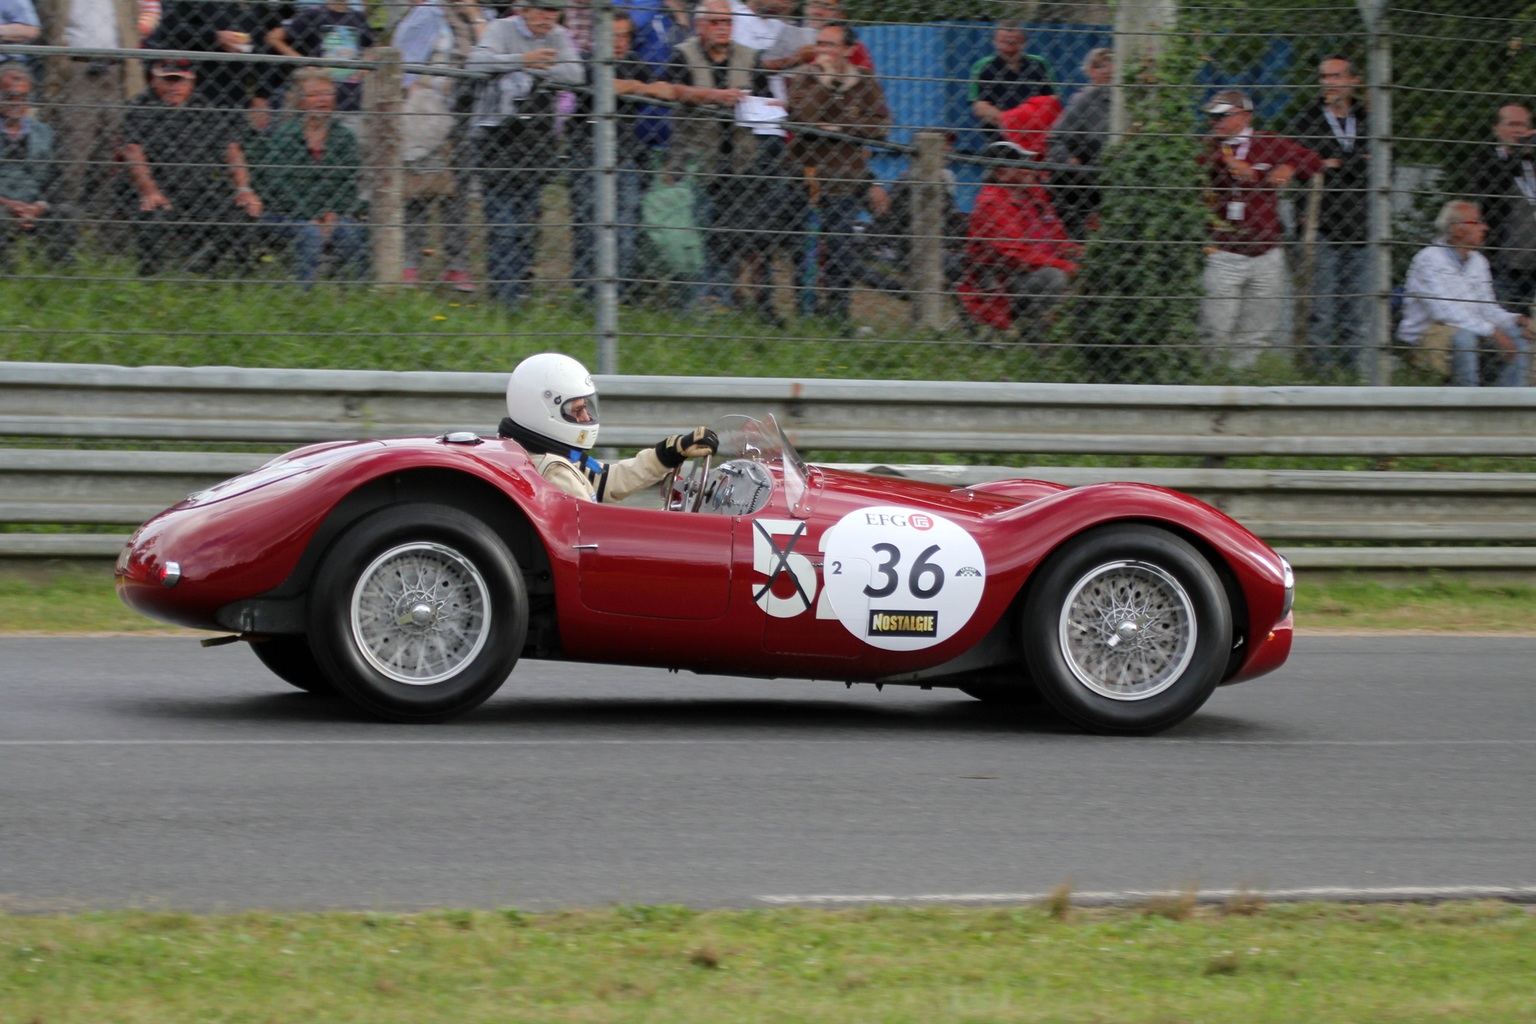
(1288, 55, 1371, 376)
(1454, 104, 1536, 315)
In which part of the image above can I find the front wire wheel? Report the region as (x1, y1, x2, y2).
(1057, 560, 1196, 702)
(1024, 525, 1231, 735)
(308, 504, 528, 722)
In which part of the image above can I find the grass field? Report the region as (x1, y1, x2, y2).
(3, 901, 1534, 1023)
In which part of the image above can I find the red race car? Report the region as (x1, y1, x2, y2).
(117, 413, 1293, 735)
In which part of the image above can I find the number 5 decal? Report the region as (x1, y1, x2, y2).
(752, 519, 818, 618)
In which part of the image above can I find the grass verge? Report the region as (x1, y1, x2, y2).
(3, 901, 1533, 1022)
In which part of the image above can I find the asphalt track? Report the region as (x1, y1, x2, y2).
(2, 634, 1533, 914)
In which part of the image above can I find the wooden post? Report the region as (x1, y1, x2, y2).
(910, 131, 947, 331)
(365, 47, 405, 289)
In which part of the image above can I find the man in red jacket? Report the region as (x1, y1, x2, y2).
(960, 137, 1081, 332)
(1198, 89, 1322, 368)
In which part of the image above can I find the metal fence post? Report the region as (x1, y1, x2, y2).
(592, 1, 619, 375)
(911, 131, 947, 331)
(1360, 0, 1392, 386)
(365, 47, 405, 289)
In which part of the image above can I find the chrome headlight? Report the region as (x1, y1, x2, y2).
(1279, 557, 1295, 619)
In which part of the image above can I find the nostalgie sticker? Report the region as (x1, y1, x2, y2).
(819, 506, 987, 651)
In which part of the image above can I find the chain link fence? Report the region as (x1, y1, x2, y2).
(0, 1, 1533, 384)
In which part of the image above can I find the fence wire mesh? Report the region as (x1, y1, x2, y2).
(0, 1, 1534, 385)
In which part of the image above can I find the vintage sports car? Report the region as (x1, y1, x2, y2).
(117, 414, 1293, 735)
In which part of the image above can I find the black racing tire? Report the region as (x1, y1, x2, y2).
(306, 503, 528, 723)
(250, 635, 334, 694)
(1022, 524, 1232, 736)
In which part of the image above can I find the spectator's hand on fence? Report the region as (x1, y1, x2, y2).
(867, 184, 890, 218)
(216, 30, 252, 53)
(1518, 316, 1534, 340)
(707, 88, 749, 106)
(234, 188, 263, 218)
(140, 189, 172, 213)
(523, 48, 558, 71)
(1492, 327, 1519, 361)
(314, 211, 338, 243)
(1266, 163, 1297, 187)
(1220, 153, 1256, 182)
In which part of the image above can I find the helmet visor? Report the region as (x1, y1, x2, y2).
(560, 393, 598, 425)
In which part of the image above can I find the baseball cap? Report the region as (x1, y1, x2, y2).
(151, 58, 195, 79)
(1203, 89, 1252, 115)
(986, 139, 1037, 163)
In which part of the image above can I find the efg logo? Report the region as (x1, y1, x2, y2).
(867, 609, 938, 637)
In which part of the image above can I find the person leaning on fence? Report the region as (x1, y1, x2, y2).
(466, 0, 582, 310)
(1286, 56, 1372, 378)
(958, 138, 1080, 337)
(120, 57, 263, 276)
(1398, 200, 1532, 388)
(1454, 104, 1536, 315)
(968, 20, 1054, 143)
(247, 68, 366, 288)
(392, 0, 488, 292)
(786, 20, 891, 331)
(0, 64, 79, 271)
(1197, 88, 1321, 370)
(497, 352, 718, 503)
(1045, 46, 1112, 241)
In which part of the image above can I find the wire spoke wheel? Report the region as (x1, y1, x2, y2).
(349, 541, 492, 686)
(1059, 560, 1196, 701)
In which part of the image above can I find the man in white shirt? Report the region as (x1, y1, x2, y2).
(1399, 199, 1532, 386)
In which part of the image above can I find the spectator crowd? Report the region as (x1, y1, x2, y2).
(0, 2, 1533, 385)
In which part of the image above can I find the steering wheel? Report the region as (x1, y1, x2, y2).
(659, 453, 712, 512)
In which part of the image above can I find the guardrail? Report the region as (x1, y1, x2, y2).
(4, 362, 1536, 569)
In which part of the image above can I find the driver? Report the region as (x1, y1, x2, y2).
(497, 353, 719, 502)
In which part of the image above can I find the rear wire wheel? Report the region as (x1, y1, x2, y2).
(1023, 524, 1231, 735)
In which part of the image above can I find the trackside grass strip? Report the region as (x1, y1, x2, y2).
(4, 561, 1536, 634)
(3, 902, 1534, 1023)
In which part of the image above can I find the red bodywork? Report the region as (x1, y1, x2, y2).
(117, 430, 1292, 687)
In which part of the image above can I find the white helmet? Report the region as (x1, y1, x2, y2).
(504, 352, 600, 451)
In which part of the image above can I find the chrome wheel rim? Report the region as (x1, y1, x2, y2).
(349, 542, 491, 686)
(1057, 560, 1196, 701)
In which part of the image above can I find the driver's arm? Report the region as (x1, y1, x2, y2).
(595, 427, 719, 504)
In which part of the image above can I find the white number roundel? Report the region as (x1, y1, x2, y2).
(819, 506, 987, 651)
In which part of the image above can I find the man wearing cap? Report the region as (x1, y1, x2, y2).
(120, 58, 264, 275)
(467, 1, 583, 309)
(959, 136, 1080, 333)
(1198, 88, 1321, 369)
